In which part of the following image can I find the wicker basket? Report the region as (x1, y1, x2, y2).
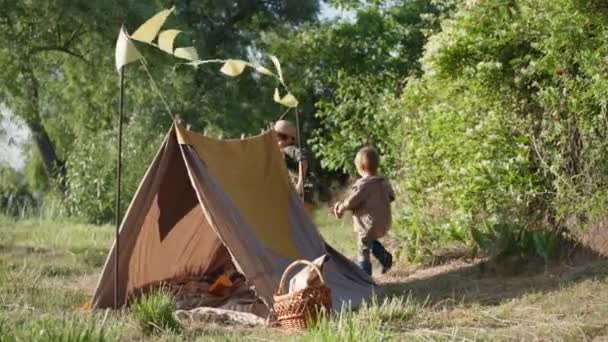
(272, 260, 332, 330)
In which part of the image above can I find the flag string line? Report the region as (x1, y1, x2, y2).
(140, 58, 175, 120)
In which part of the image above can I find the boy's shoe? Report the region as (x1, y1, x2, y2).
(358, 260, 372, 275)
(371, 240, 393, 274)
(380, 253, 393, 274)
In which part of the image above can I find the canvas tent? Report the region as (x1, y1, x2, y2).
(90, 122, 378, 316)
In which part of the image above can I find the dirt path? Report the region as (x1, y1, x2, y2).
(376, 253, 608, 307)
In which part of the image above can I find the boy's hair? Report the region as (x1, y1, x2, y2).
(355, 146, 380, 174)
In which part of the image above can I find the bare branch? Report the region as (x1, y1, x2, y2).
(30, 45, 90, 65)
(64, 25, 84, 47)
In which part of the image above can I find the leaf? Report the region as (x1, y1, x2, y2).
(470, 227, 493, 250)
(220, 59, 248, 77)
(255, 65, 274, 77)
(174, 47, 199, 61)
(269, 55, 284, 82)
(158, 29, 181, 54)
(273, 88, 298, 108)
(131, 7, 175, 43)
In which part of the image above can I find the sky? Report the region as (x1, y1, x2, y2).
(0, 2, 353, 171)
(0, 106, 29, 170)
(319, 2, 356, 22)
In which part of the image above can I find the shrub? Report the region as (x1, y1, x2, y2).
(132, 288, 181, 335)
(63, 122, 163, 224)
(0, 165, 37, 218)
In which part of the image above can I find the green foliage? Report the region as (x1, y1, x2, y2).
(6, 0, 608, 265)
(268, 1, 450, 175)
(471, 223, 559, 264)
(421, 0, 608, 219)
(392, 203, 469, 262)
(1, 0, 322, 224)
(387, 0, 608, 257)
(62, 132, 117, 223)
(62, 122, 163, 223)
(0, 165, 36, 218)
(132, 288, 181, 335)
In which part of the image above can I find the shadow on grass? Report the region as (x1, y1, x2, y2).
(380, 244, 608, 307)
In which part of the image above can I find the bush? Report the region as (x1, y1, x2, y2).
(132, 288, 181, 335)
(63, 120, 164, 224)
(0, 165, 37, 218)
(390, 0, 608, 259)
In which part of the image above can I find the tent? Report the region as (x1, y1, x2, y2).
(90, 122, 379, 316)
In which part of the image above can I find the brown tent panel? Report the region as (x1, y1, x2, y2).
(90, 123, 379, 316)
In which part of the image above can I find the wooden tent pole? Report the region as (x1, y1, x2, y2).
(294, 106, 304, 200)
(114, 66, 125, 308)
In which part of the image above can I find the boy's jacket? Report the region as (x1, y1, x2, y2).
(341, 176, 395, 240)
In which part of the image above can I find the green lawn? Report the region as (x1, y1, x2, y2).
(2, 213, 608, 341)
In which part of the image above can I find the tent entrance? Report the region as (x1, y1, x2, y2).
(122, 136, 267, 315)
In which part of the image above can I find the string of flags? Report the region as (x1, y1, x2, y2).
(114, 6, 298, 108)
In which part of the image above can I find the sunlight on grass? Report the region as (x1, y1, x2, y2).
(1, 312, 115, 342)
(314, 207, 358, 258)
(299, 308, 391, 341)
(2, 215, 608, 340)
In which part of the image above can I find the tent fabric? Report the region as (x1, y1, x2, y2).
(91, 123, 379, 314)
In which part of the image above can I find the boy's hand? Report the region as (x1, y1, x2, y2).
(296, 181, 304, 197)
(332, 202, 343, 219)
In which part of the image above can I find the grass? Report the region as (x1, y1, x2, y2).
(1, 212, 608, 340)
(132, 289, 181, 335)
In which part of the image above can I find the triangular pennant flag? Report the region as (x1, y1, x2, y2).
(273, 88, 299, 108)
(130, 7, 175, 44)
(174, 47, 199, 61)
(115, 27, 143, 72)
(220, 59, 248, 77)
(158, 29, 181, 54)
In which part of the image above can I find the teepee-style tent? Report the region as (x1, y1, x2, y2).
(90, 122, 378, 316)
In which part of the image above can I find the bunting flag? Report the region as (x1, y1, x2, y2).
(115, 27, 143, 72)
(116, 7, 299, 108)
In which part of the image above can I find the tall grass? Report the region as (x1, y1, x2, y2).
(357, 295, 422, 325)
(300, 308, 391, 341)
(2, 315, 110, 342)
(132, 288, 181, 335)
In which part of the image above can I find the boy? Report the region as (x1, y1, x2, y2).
(332, 146, 395, 275)
(273, 120, 316, 214)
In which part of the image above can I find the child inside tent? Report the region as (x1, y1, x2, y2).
(273, 120, 316, 215)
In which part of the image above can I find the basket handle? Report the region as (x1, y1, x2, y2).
(277, 259, 327, 295)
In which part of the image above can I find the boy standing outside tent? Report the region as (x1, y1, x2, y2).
(332, 146, 395, 275)
(273, 120, 316, 214)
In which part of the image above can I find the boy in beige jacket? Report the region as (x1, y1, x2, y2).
(333, 146, 395, 275)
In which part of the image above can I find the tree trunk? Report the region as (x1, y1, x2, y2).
(21, 65, 66, 188)
(28, 120, 65, 183)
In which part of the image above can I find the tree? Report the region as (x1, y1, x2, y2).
(1, 1, 321, 222)
(0, 1, 141, 184)
(266, 0, 452, 175)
